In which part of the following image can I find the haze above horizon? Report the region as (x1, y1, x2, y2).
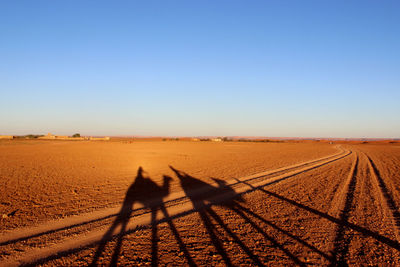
(1, 1, 399, 139)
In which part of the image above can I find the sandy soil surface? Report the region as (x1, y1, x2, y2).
(0, 140, 335, 231)
(1, 141, 400, 266)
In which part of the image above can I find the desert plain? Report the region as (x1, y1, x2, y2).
(0, 139, 400, 266)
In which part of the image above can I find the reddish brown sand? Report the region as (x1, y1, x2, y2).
(1, 140, 399, 266)
(0, 140, 335, 231)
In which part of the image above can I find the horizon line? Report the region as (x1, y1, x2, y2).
(3, 133, 399, 141)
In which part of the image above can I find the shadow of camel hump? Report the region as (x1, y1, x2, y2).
(169, 165, 290, 266)
(90, 167, 173, 266)
(169, 165, 244, 206)
(7, 160, 400, 266)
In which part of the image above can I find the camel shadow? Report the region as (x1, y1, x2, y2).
(90, 167, 195, 266)
(169, 166, 307, 266)
(16, 165, 400, 266)
(88, 166, 308, 266)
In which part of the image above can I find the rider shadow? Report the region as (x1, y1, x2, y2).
(169, 166, 305, 266)
(90, 167, 194, 266)
(90, 166, 319, 266)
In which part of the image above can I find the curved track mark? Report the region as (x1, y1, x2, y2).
(0, 147, 351, 266)
(0, 147, 348, 247)
(329, 153, 359, 265)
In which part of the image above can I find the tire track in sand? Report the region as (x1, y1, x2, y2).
(0, 147, 350, 266)
(238, 150, 400, 265)
(0, 146, 348, 248)
(328, 153, 359, 265)
(365, 153, 400, 243)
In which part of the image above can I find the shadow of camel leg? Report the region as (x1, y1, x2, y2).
(205, 207, 263, 266)
(229, 205, 305, 266)
(234, 202, 333, 262)
(89, 220, 120, 266)
(197, 208, 233, 266)
(151, 208, 159, 267)
(109, 219, 129, 267)
(159, 205, 197, 266)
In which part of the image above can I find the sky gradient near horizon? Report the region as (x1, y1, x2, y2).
(1, 1, 399, 138)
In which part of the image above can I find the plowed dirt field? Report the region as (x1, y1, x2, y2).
(1, 140, 399, 266)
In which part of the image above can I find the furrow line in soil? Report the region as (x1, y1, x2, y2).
(365, 153, 400, 242)
(328, 152, 359, 265)
(0, 148, 351, 267)
(0, 146, 348, 249)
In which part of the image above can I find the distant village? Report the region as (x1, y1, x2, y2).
(0, 133, 110, 141)
(1, 134, 398, 143)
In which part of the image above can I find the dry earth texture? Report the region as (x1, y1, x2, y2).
(0, 140, 399, 266)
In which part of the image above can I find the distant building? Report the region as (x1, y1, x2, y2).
(38, 133, 56, 139)
(0, 135, 13, 140)
(38, 133, 89, 141)
(89, 136, 110, 141)
(211, 138, 222, 142)
(192, 138, 200, 141)
(56, 136, 69, 139)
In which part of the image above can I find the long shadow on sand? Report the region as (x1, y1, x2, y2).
(170, 166, 306, 266)
(90, 167, 194, 266)
(11, 165, 400, 266)
(236, 178, 400, 264)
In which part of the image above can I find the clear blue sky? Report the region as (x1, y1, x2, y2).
(1, 1, 399, 138)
